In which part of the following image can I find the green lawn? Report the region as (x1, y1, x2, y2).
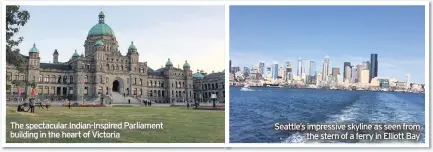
(6, 106, 224, 143)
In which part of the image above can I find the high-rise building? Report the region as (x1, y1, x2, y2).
(309, 61, 316, 76)
(259, 62, 265, 78)
(370, 54, 378, 82)
(243, 67, 250, 77)
(278, 67, 285, 79)
(343, 62, 351, 80)
(406, 74, 411, 89)
(332, 67, 340, 77)
(297, 58, 303, 76)
(273, 63, 279, 80)
(360, 69, 370, 84)
(351, 67, 357, 83)
(285, 61, 292, 82)
(229, 60, 232, 74)
(266, 67, 272, 80)
(322, 56, 330, 82)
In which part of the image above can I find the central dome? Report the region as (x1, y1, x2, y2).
(88, 11, 115, 36)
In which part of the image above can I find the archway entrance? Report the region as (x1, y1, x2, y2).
(112, 80, 120, 92)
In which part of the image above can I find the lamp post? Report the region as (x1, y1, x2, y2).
(210, 94, 217, 108)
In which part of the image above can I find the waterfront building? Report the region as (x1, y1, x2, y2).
(278, 67, 285, 79)
(332, 67, 340, 77)
(285, 61, 292, 82)
(266, 67, 272, 80)
(309, 61, 316, 76)
(359, 69, 370, 84)
(370, 54, 378, 82)
(272, 63, 278, 80)
(316, 72, 323, 85)
(297, 58, 303, 76)
(343, 62, 351, 80)
(406, 74, 411, 89)
(259, 62, 265, 79)
(243, 67, 250, 77)
(322, 56, 330, 82)
(379, 79, 390, 89)
(6, 11, 198, 104)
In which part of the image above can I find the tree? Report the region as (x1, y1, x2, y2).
(6, 5, 30, 73)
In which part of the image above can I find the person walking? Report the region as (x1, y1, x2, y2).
(128, 99, 131, 104)
(29, 99, 35, 113)
(68, 100, 71, 109)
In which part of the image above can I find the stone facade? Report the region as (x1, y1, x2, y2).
(193, 71, 225, 103)
(6, 11, 197, 104)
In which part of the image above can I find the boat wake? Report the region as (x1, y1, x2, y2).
(240, 87, 254, 91)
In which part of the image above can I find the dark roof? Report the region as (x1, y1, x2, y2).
(204, 72, 224, 79)
(40, 63, 72, 70)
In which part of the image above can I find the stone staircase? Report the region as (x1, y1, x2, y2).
(109, 92, 141, 104)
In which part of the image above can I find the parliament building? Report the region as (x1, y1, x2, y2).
(6, 11, 225, 104)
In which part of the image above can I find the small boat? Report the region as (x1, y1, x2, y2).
(240, 84, 254, 91)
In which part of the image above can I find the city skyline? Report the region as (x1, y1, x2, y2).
(230, 6, 425, 83)
(15, 6, 225, 73)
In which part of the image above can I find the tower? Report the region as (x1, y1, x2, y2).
(370, 54, 378, 82)
(53, 49, 59, 63)
(26, 43, 41, 99)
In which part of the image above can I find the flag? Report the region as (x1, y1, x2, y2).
(18, 88, 22, 95)
(31, 88, 37, 96)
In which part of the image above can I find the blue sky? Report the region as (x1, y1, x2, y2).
(230, 6, 426, 84)
(15, 6, 225, 72)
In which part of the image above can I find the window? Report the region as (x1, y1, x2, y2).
(84, 87, 88, 95)
(39, 75, 43, 82)
(85, 75, 88, 83)
(70, 76, 74, 83)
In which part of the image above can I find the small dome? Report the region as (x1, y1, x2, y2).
(72, 50, 79, 57)
(193, 71, 204, 79)
(165, 58, 173, 67)
(29, 43, 39, 53)
(128, 41, 137, 50)
(183, 60, 190, 69)
(95, 40, 104, 46)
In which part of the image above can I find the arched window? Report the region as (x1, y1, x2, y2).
(70, 76, 74, 83)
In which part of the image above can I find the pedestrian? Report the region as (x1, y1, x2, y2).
(149, 101, 152, 106)
(187, 102, 190, 109)
(27, 98, 35, 113)
(45, 101, 50, 110)
(68, 100, 71, 109)
(124, 93, 126, 97)
(128, 99, 131, 104)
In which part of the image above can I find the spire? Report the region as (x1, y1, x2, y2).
(98, 10, 105, 24)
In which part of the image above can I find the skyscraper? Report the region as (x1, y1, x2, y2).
(259, 62, 265, 78)
(273, 63, 279, 80)
(343, 62, 351, 80)
(285, 61, 292, 82)
(370, 54, 378, 82)
(322, 56, 330, 82)
(332, 68, 340, 77)
(297, 58, 302, 76)
(309, 61, 316, 76)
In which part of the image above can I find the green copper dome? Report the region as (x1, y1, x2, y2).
(193, 71, 204, 79)
(128, 41, 137, 50)
(183, 60, 190, 69)
(95, 40, 104, 46)
(29, 43, 39, 53)
(88, 11, 115, 36)
(72, 50, 79, 57)
(165, 58, 173, 67)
